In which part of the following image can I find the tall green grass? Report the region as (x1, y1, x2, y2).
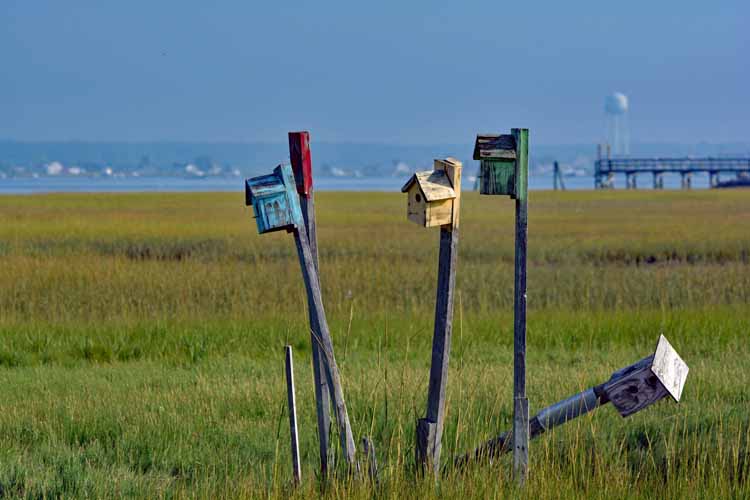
(0, 190, 748, 498)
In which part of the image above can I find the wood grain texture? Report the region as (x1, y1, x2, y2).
(473, 134, 517, 160)
(284, 345, 301, 485)
(437, 158, 462, 229)
(417, 159, 462, 475)
(425, 199, 453, 228)
(480, 159, 516, 196)
(512, 128, 529, 482)
(300, 194, 333, 474)
(651, 334, 689, 402)
(244, 165, 303, 234)
(416, 418, 437, 469)
(406, 187, 427, 227)
(293, 227, 357, 467)
(603, 360, 669, 417)
(288, 131, 313, 197)
(513, 397, 529, 484)
(401, 170, 455, 201)
(288, 133, 334, 474)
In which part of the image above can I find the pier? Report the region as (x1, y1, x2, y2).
(594, 146, 750, 189)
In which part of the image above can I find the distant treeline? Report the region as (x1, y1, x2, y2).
(1, 140, 748, 177)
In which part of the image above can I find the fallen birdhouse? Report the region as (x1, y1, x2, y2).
(401, 158, 462, 228)
(604, 334, 689, 417)
(245, 164, 302, 234)
(474, 134, 518, 197)
(459, 334, 690, 466)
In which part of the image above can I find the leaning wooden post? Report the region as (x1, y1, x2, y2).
(284, 345, 302, 485)
(245, 164, 357, 468)
(289, 131, 332, 474)
(401, 158, 462, 474)
(474, 130, 529, 483)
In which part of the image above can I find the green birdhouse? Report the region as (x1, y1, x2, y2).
(474, 133, 526, 198)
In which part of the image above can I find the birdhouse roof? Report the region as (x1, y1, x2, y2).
(245, 171, 286, 204)
(473, 134, 517, 160)
(400, 170, 456, 201)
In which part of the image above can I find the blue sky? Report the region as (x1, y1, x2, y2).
(1, 1, 747, 144)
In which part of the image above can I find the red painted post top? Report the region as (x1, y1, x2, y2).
(288, 131, 313, 197)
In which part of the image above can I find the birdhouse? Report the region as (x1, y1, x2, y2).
(474, 133, 520, 198)
(245, 164, 303, 234)
(401, 158, 462, 228)
(604, 335, 689, 417)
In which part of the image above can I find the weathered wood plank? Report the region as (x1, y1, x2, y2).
(293, 227, 357, 467)
(425, 199, 453, 228)
(417, 159, 462, 475)
(416, 418, 437, 468)
(301, 194, 333, 474)
(289, 132, 333, 474)
(473, 134, 517, 160)
(651, 334, 689, 401)
(284, 345, 301, 485)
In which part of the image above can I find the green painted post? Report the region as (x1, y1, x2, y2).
(473, 129, 530, 483)
(512, 128, 529, 484)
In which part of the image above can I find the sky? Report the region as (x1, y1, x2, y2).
(1, 1, 748, 145)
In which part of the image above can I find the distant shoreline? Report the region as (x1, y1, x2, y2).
(0, 173, 717, 194)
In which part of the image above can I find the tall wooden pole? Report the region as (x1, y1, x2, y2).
(284, 345, 302, 485)
(289, 132, 332, 474)
(416, 159, 462, 475)
(512, 128, 529, 484)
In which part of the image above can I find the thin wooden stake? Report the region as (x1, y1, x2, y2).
(284, 345, 301, 485)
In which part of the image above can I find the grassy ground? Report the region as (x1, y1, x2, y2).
(0, 190, 748, 498)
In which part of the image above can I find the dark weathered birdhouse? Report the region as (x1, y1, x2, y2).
(474, 134, 518, 197)
(245, 164, 303, 234)
(401, 158, 462, 228)
(603, 335, 689, 417)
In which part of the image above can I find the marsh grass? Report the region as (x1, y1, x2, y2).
(0, 190, 748, 498)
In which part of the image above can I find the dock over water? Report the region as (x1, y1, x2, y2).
(595, 156, 750, 189)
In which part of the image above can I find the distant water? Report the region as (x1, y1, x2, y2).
(0, 172, 714, 195)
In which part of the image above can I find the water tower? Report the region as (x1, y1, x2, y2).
(605, 92, 629, 156)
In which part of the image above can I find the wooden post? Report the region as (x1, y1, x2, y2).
(293, 226, 357, 467)
(415, 159, 462, 475)
(553, 161, 558, 191)
(553, 161, 566, 191)
(512, 128, 529, 484)
(289, 131, 332, 474)
(245, 163, 356, 469)
(284, 345, 302, 485)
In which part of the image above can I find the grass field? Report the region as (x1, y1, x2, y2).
(0, 189, 748, 498)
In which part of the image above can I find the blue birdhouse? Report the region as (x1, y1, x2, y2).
(245, 164, 303, 234)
